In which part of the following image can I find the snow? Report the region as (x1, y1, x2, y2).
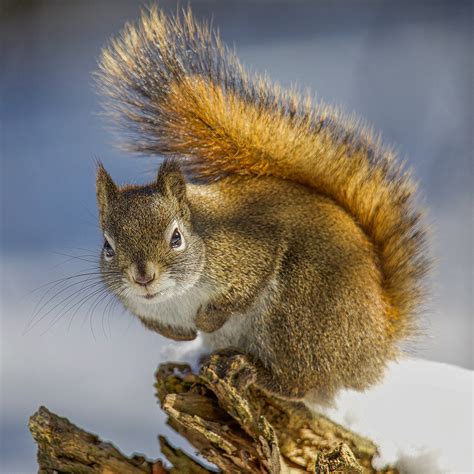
(312, 358, 473, 473)
(156, 334, 207, 374)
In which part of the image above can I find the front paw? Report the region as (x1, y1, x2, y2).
(195, 304, 230, 333)
(139, 317, 197, 341)
(201, 350, 257, 392)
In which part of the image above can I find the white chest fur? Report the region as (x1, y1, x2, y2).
(202, 277, 276, 353)
(201, 312, 252, 351)
(127, 276, 275, 356)
(126, 284, 212, 331)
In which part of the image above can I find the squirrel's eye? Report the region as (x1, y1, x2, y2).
(170, 228, 183, 250)
(103, 239, 115, 260)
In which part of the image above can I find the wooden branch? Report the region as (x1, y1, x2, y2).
(155, 361, 397, 473)
(28, 406, 209, 474)
(29, 360, 398, 473)
(28, 406, 160, 474)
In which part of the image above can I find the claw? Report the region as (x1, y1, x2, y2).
(201, 351, 256, 392)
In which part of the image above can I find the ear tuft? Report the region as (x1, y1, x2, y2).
(96, 163, 118, 224)
(156, 159, 187, 202)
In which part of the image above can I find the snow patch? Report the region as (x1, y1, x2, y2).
(308, 358, 473, 473)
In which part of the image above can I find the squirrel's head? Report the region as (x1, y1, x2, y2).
(96, 160, 204, 306)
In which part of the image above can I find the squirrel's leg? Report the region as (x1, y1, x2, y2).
(139, 316, 197, 341)
(195, 303, 232, 333)
(201, 349, 306, 400)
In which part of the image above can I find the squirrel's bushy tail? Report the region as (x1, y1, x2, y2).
(97, 7, 430, 339)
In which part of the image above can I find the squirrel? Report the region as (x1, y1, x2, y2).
(94, 7, 429, 404)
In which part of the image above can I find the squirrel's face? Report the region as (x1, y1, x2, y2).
(96, 161, 204, 306)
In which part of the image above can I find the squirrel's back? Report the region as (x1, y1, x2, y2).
(97, 7, 430, 342)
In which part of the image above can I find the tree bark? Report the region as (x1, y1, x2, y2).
(29, 360, 397, 473)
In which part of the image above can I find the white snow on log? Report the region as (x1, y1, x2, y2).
(315, 357, 473, 473)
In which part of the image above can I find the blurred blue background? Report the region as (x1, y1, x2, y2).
(1, 0, 472, 472)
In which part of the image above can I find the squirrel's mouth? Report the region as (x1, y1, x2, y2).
(133, 281, 177, 302)
(143, 292, 159, 300)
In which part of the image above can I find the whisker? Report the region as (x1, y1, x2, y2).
(28, 280, 107, 334)
(40, 285, 112, 336)
(88, 289, 119, 339)
(41, 280, 124, 336)
(27, 269, 121, 299)
(50, 252, 100, 267)
(84, 287, 113, 340)
(66, 246, 101, 253)
(25, 276, 105, 333)
(24, 236, 135, 337)
(66, 282, 123, 332)
(103, 286, 125, 337)
(28, 273, 119, 325)
(106, 286, 130, 336)
(27, 272, 123, 333)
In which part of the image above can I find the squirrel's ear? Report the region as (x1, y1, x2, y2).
(156, 159, 186, 202)
(96, 164, 118, 220)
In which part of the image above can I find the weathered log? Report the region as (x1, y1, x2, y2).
(156, 360, 397, 473)
(28, 406, 209, 474)
(29, 359, 398, 473)
(28, 406, 159, 474)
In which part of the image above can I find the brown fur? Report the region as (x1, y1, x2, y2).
(94, 7, 430, 401)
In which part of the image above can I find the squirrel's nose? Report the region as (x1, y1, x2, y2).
(133, 272, 155, 286)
